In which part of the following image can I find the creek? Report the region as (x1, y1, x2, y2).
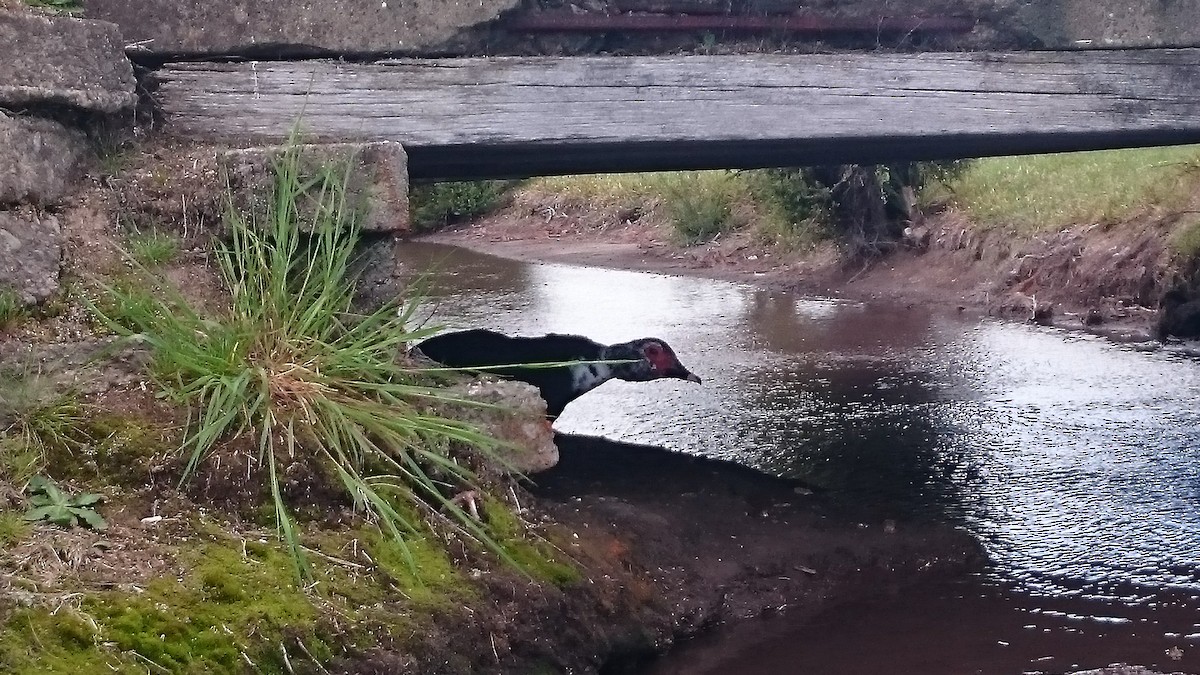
(401, 241, 1200, 674)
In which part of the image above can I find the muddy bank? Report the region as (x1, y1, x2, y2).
(422, 203, 1171, 342)
(512, 434, 982, 673)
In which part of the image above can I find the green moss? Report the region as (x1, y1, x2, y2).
(359, 530, 476, 609)
(39, 414, 171, 486)
(486, 501, 581, 587)
(0, 607, 138, 675)
(84, 541, 321, 674)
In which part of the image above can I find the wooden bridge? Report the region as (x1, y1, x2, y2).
(157, 49, 1200, 181)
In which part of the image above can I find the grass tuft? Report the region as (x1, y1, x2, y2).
(89, 140, 519, 581)
(0, 290, 23, 330)
(126, 229, 181, 267)
(662, 170, 734, 243)
(0, 374, 89, 488)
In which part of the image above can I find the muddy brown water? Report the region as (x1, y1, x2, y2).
(400, 242, 1200, 674)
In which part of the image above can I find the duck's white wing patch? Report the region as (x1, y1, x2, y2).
(569, 362, 613, 395)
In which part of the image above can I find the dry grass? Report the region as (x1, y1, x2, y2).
(525, 170, 827, 247)
(941, 145, 1200, 233)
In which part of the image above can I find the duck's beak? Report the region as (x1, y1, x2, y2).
(683, 371, 702, 384)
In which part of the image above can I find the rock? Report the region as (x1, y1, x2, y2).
(444, 379, 559, 475)
(0, 337, 150, 395)
(0, 113, 90, 206)
(0, 211, 62, 304)
(0, 10, 136, 114)
(84, 0, 521, 57)
(1013, 0, 1200, 48)
(218, 142, 409, 233)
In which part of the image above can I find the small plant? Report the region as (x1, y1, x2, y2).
(23, 476, 107, 530)
(410, 180, 516, 232)
(127, 229, 181, 266)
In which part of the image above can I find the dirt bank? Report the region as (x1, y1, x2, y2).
(423, 198, 1173, 342)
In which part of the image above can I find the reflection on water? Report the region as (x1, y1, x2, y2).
(400, 242, 1200, 673)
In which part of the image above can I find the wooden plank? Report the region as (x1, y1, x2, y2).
(155, 51, 1200, 181)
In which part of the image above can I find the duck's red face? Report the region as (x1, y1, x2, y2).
(638, 340, 702, 384)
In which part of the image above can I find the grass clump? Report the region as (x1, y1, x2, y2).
(661, 172, 737, 245)
(0, 290, 24, 330)
(0, 375, 89, 488)
(941, 145, 1200, 232)
(126, 228, 180, 267)
(410, 180, 517, 232)
(90, 143, 514, 581)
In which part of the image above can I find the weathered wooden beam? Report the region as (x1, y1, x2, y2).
(155, 51, 1200, 181)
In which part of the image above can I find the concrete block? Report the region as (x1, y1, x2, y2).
(82, 0, 520, 57)
(218, 141, 409, 233)
(445, 379, 560, 475)
(0, 10, 136, 114)
(0, 112, 90, 206)
(0, 211, 61, 304)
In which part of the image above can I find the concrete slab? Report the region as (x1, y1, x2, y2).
(218, 141, 409, 233)
(0, 211, 62, 305)
(0, 10, 135, 113)
(83, 0, 520, 57)
(0, 113, 90, 206)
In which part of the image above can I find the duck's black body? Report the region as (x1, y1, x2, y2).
(414, 329, 700, 418)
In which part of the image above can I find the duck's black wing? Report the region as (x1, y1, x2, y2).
(414, 329, 605, 416)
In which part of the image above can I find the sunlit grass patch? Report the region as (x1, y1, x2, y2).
(941, 145, 1200, 232)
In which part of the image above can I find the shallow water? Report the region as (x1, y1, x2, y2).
(400, 242, 1200, 674)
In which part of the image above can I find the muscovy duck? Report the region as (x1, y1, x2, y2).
(414, 329, 701, 418)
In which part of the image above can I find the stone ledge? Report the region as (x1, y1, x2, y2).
(82, 0, 520, 57)
(218, 142, 409, 233)
(444, 379, 559, 475)
(0, 113, 90, 206)
(0, 10, 136, 114)
(0, 210, 62, 305)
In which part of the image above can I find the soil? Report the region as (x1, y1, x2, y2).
(423, 197, 1174, 343)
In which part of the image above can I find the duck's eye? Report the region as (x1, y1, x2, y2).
(644, 343, 662, 357)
